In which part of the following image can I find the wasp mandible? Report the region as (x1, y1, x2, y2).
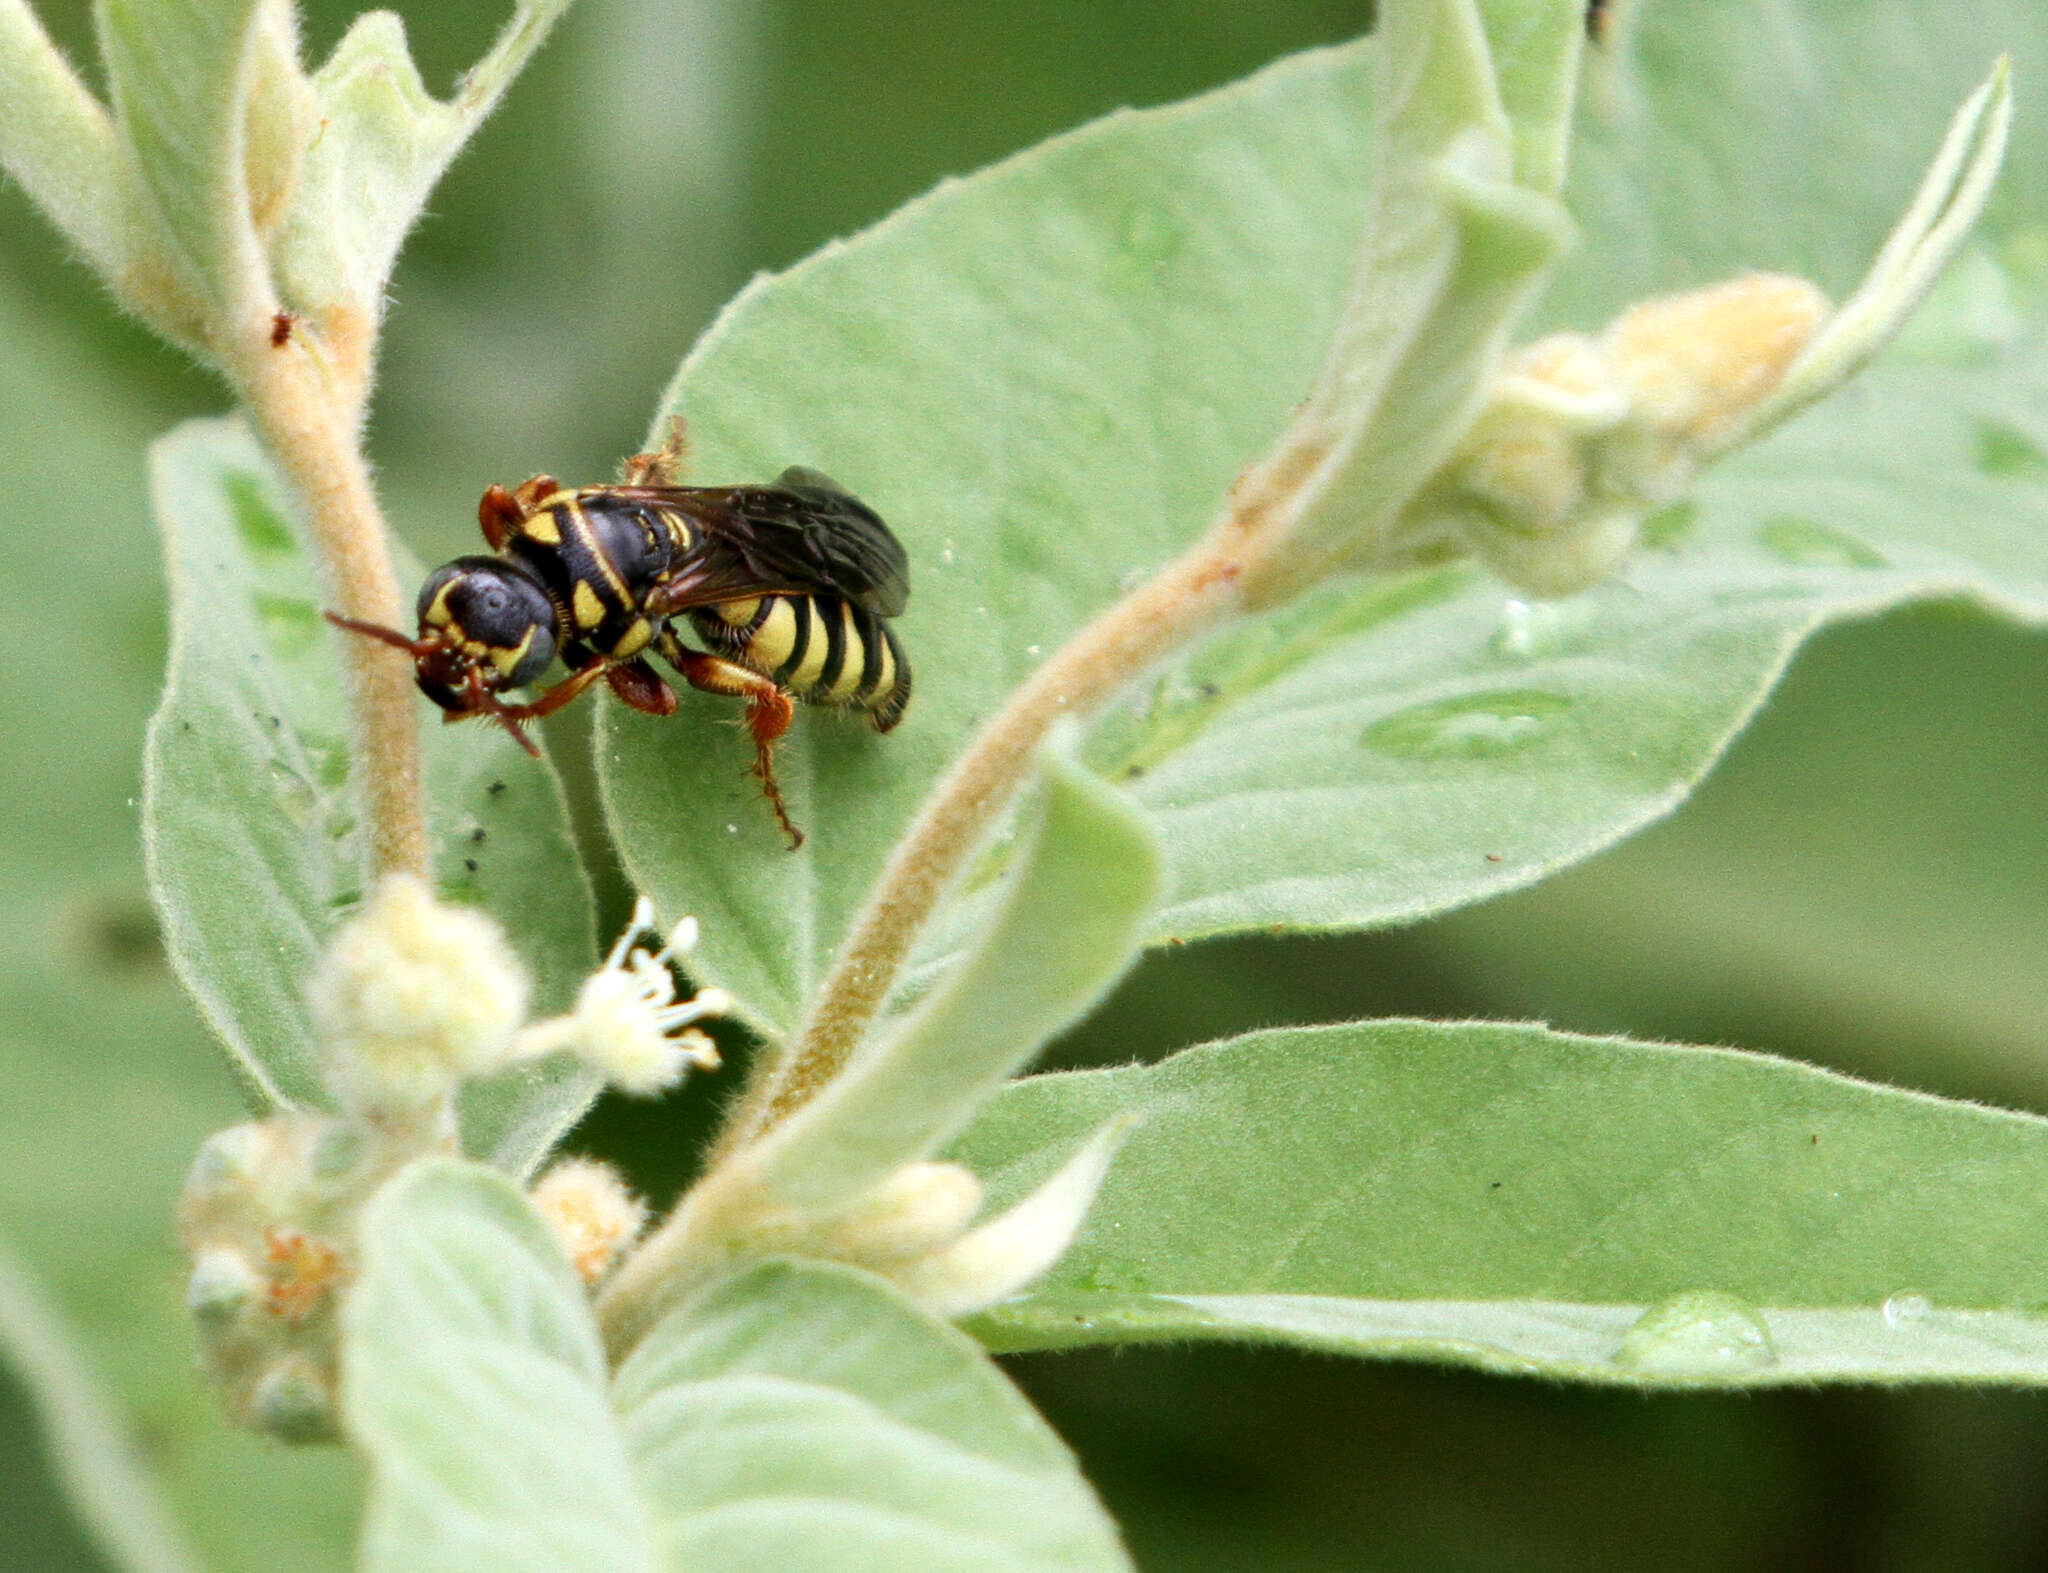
(327, 421, 911, 849)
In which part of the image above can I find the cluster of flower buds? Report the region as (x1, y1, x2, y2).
(180, 878, 721, 1438)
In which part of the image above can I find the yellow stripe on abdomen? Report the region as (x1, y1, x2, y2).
(745, 598, 801, 675)
(823, 604, 867, 702)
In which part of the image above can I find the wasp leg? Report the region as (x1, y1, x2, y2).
(477, 484, 528, 551)
(508, 473, 562, 515)
(666, 648, 803, 850)
(620, 415, 691, 487)
(606, 658, 678, 717)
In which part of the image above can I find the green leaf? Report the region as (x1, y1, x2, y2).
(94, 0, 285, 319)
(0, 271, 359, 1571)
(601, 8, 2047, 1034)
(741, 739, 1159, 1214)
(344, 1160, 654, 1573)
(0, 1237, 202, 1573)
(141, 417, 599, 1171)
(272, 2, 572, 317)
(615, 1258, 1131, 1571)
(954, 1022, 2048, 1386)
(345, 1161, 1131, 1572)
(0, 0, 127, 283)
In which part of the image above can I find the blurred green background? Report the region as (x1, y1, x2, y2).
(3, 1, 2047, 1568)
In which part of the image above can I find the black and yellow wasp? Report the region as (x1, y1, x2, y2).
(328, 422, 910, 848)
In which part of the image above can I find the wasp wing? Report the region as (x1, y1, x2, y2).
(626, 472, 909, 620)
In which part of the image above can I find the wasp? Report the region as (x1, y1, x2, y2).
(327, 422, 910, 849)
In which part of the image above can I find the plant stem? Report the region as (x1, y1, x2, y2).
(236, 324, 428, 881)
(714, 538, 1248, 1157)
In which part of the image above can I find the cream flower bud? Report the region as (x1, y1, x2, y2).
(308, 874, 530, 1112)
(531, 1158, 648, 1284)
(891, 1117, 1136, 1318)
(514, 899, 725, 1096)
(813, 1162, 986, 1267)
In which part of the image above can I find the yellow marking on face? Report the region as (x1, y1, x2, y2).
(824, 604, 866, 702)
(521, 510, 562, 546)
(716, 596, 761, 627)
(489, 626, 537, 678)
(747, 598, 799, 674)
(572, 579, 606, 629)
(868, 634, 897, 708)
(613, 618, 653, 658)
(788, 605, 831, 690)
(422, 579, 458, 628)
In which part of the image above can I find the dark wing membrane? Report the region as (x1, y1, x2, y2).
(645, 472, 911, 618)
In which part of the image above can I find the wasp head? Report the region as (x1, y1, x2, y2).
(325, 557, 559, 754)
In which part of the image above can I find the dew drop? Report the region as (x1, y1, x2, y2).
(725, 823, 739, 835)
(1974, 419, 2048, 479)
(1882, 1292, 1933, 1329)
(1754, 516, 1887, 569)
(1025, 644, 1041, 657)
(252, 592, 322, 658)
(1360, 688, 1572, 759)
(1613, 1291, 1776, 1377)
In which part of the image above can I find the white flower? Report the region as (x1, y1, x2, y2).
(515, 898, 727, 1095)
(307, 874, 530, 1112)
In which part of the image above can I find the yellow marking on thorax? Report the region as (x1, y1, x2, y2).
(747, 598, 800, 673)
(612, 618, 653, 659)
(716, 596, 761, 627)
(521, 510, 562, 547)
(489, 626, 538, 677)
(823, 604, 867, 702)
(787, 604, 832, 690)
(572, 579, 606, 629)
(536, 489, 578, 512)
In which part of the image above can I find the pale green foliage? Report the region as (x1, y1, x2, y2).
(6, 0, 2048, 1566)
(956, 1022, 2048, 1384)
(142, 420, 597, 1169)
(0, 0, 569, 364)
(345, 1161, 1130, 1572)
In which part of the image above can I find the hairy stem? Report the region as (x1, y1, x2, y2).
(714, 539, 1248, 1157)
(235, 324, 427, 880)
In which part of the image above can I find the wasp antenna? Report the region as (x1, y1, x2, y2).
(324, 610, 431, 657)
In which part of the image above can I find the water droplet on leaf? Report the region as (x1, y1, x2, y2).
(1883, 1293, 1933, 1329)
(1614, 1291, 1775, 1377)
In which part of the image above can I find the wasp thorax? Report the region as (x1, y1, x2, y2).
(414, 556, 557, 703)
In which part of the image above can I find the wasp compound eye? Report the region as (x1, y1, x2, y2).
(416, 558, 558, 691)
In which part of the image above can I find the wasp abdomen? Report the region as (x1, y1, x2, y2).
(691, 593, 910, 732)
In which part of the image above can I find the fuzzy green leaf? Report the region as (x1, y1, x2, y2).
(272, 2, 572, 316)
(141, 418, 598, 1170)
(94, 0, 283, 320)
(345, 1160, 653, 1573)
(603, 10, 2047, 1031)
(615, 1258, 1131, 1572)
(955, 1022, 2048, 1386)
(345, 1162, 1131, 1572)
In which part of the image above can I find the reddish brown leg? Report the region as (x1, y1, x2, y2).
(669, 649, 803, 849)
(606, 658, 678, 716)
(477, 484, 525, 550)
(620, 415, 690, 487)
(509, 474, 562, 514)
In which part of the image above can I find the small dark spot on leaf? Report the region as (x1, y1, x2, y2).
(463, 858, 479, 874)
(266, 715, 281, 728)
(1485, 852, 1502, 862)
(1167, 936, 1185, 947)
(488, 780, 506, 796)
(1195, 682, 1220, 700)
(469, 827, 486, 843)
(1810, 1133, 1819, 1146)
(1490, 1180, 1503, 1190)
